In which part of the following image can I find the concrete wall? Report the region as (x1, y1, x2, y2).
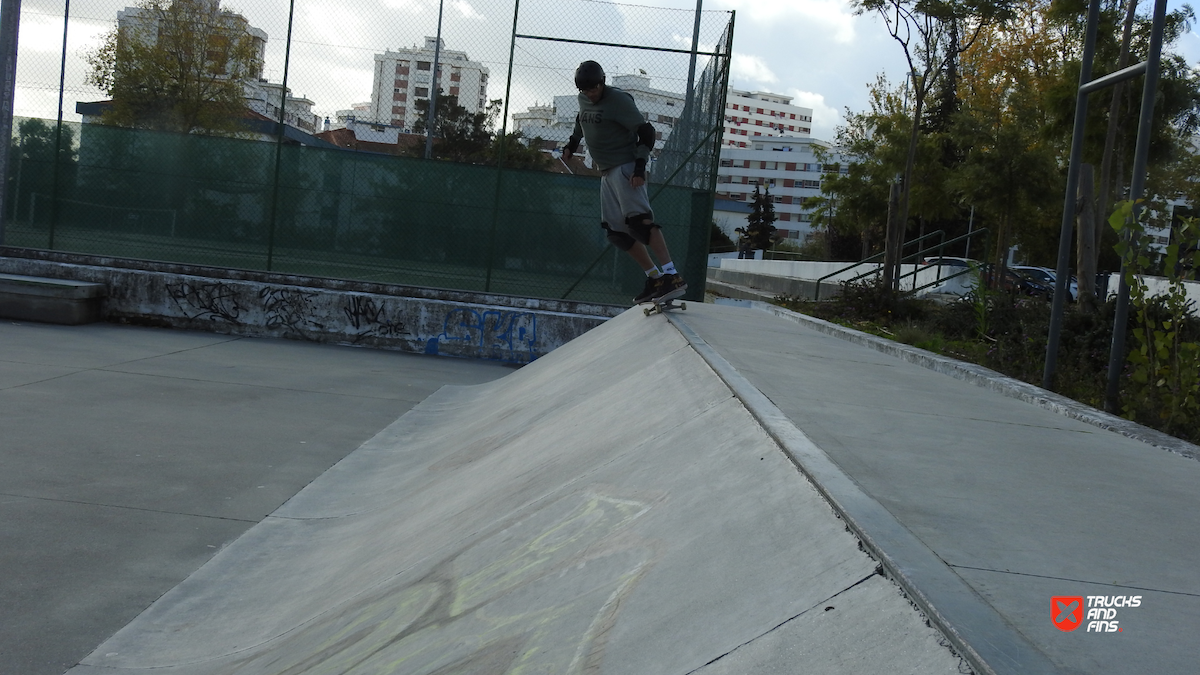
(718, 258, 974, 296)
(0, 249, 623, 364)
(1108, 272, 1200, 314)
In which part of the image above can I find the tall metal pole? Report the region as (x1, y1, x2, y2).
(265, 0, 297, 270)
(964, 205, 974, 257)
(48, 0, 69, 249)
(683, 0, 702, 132)
(1042, 0, 1101, 390)
(424, 0, 445, 160)
(1105, 0, 1169, 412)
(0, 0, 22, 246)
(484, 0, 520, 292)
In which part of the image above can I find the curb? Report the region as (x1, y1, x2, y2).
(750, 301, 1200, 462)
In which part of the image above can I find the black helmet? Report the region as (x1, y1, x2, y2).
(575, 61, 605, 90)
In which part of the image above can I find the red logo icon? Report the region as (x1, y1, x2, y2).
(1052, 596, 1084, 631)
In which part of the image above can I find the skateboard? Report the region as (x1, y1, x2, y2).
(642, 295, 687, 316)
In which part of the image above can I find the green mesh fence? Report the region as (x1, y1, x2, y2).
(3, 0, 733, 305)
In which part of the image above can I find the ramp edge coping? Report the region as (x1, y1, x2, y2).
(667, 312, 1064, 675)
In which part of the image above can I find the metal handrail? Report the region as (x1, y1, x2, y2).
(814, 230, 945, 300)
(814, 228, 986, 300)
(899, 229, 987, 294)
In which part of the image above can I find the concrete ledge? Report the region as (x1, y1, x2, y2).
(751, 301, 1200, 461)
(0, 273, 107, 324)
(707, 267, 841, 301)
(704, 277, 777, 303)
(0, 249, 623, 364)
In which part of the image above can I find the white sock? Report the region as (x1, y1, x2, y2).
(645, 267, 661, 278)
(661, 262, 677, 275)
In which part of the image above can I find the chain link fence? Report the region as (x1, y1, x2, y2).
(3, 0, 732, 304)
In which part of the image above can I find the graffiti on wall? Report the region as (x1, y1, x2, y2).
(163, 279, 552, 360)
(343, 295, 410, 340)
(166, 281, 242, 322)
(425, 307, 538, 363)
(260, 287, 320, 337)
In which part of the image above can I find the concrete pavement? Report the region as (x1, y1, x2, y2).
(59, 308, 966, 675)
(0, 320, 514, 675)
(9, 298, 1198, 674)
(672, 302, 1200, 674)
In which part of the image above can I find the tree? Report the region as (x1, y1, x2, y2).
(817, 81, 912, 260)
(7, 119, 77, 223)
(85, 0, 263, 135)
(486, 131, 552, 171)
(744, 185, 778, 251)
(412, 94, 501, 163)
(851, 0, 1016, 286)
(948, 89, 1059, 282)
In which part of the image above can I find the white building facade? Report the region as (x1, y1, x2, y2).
(244, 81, 319, 134)
(722, 89, 813, 148)
(365, 37, 489, 132)
(714, 135, 846, 242)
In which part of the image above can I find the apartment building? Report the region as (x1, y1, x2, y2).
(722, 89, 814, 148)
(114, 1, 319, 135)
(714, 135, 845, 242)
(363, 37, 489, 132)
(244, 81, 319, 134)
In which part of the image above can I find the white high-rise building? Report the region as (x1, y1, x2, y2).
(722, 89, 813, 147)
(714, 135, 846, 242)
(365, 37, 489, 132)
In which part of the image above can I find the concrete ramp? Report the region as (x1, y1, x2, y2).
(70, 310, 963, 674)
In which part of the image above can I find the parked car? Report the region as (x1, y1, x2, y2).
(922, 256, 981, 269)
(999, 267, 1054, 299)
(1011, 265, 1078, 301)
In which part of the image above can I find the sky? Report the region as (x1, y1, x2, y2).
(6, 0, 1200, 143)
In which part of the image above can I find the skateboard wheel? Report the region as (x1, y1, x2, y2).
(680, 302, 687, 310)
(643, 307, 653, 316)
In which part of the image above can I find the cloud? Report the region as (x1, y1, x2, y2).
(451, 0, 486, 20)
(731, 52, 777, 86)
(714, 0, 856, 44)
(19, 14, 110, 55)
(787, 89, 842, 140)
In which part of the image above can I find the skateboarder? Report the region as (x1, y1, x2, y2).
(561, 60, 687, 305)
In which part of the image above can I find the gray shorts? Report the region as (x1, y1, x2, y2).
(600, 161, 654, 234)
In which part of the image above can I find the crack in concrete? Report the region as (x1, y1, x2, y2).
(684, 570, 883, 674)
(948, 563, 1200, 598)
(0, 492, 260, 524)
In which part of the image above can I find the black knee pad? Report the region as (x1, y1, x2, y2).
(602, 223, 636, 251)
(626, 214, 659, 245)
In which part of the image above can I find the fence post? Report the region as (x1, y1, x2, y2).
(266, 0, 298, 271)
(485, 0, 520, 293)
(0, 0, 21, 246)
(1105, 0, 1168, 412)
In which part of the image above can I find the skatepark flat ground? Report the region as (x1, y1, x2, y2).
(4, 301, 1199, 674)
(0, 320, 515, 675)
